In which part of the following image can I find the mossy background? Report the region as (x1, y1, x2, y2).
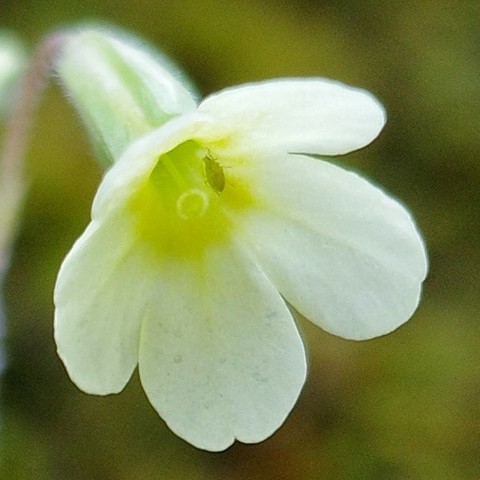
(1, 1, 479, 478)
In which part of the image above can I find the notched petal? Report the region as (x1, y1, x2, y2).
(138, 243, 306, 451)
(233, 153, 427, 340)
(199, 78, 386, 157)
(54, 213, 150, 394)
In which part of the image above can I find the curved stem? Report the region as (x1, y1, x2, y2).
(0, 31, 68, 274)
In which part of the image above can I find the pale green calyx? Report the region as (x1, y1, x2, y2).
(0, 31, 27, 117)
(55, 27, 198, 167)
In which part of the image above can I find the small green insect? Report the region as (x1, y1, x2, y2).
(204, 152, 225, 193)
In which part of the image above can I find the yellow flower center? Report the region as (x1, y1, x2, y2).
(128, 140, 251, 259)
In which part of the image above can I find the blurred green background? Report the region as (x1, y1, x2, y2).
(1, 0, 479, 479)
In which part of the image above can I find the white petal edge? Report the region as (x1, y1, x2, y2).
(138, 241, 306, 451)
(92, 111, 218, 218)
(230, 153, 428, 340)
(54, 211, 152, 394)
(199, 78, 386, 157)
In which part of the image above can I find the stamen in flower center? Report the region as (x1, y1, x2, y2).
(149, 143, 229, 223)
(158, 153, 189, 191)
(176, 188, 209, 220)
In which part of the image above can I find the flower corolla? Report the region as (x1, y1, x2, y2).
(54, 75, 427, 451)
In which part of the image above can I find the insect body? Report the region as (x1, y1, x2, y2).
(204, 153, 225, 193)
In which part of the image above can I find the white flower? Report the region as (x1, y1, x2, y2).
(54, 78, 427, 451)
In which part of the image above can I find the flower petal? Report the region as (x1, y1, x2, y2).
(138, 242, 306, 451)
(199, 78, 386, 156)
(231, 153, 427, 340)
(54, 212, 150, 394)
(92, 111, 218, 218)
